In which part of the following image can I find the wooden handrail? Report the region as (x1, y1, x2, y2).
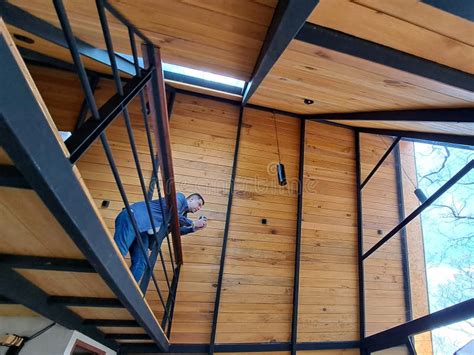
(142, 43, 183, 265)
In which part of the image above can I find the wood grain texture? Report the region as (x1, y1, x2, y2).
(308, 0, 474, 74)
(215, 107, 300, 343)
(249, 40, 474, 133)
(9, 0, 277, 81)
(299, 122, 358, 342)
(168, 93, 239, 343)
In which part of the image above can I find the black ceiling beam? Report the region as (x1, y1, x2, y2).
(0, 296, 15, 304)
(83, 319, 139, 327)
(0, 254, 94, 272)
(0, 2, 136, 75)
(106, 334, 150, 340)
(296, 23, 474, 93)
(307, 108, 474, 123)
(0, 34, 169, 351)
(242, 0, 320, 105)
(65, 68, 153, 164)
(422, 0, 474, 22)
(364, 298, 474, 352)
(119, 341, 359, 353)
(0, 269, 118, 350)
(0, 165, 31, 189)
(355, 127, 474, 146)
(48, 296, 123, 308)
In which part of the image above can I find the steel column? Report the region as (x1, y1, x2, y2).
(355, 131, 366, 343)
(208, 106, 244, 355)
(291, 118, 305, 354)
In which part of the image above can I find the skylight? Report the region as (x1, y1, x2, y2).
(116, 53, 245, 92)
(162, 63, 245, 89)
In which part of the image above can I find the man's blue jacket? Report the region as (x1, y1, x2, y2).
(129, 192, 194, 235)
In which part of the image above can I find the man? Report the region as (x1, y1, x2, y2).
(114, 192, 206, 281)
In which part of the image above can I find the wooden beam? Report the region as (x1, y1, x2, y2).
(242, 0, 320, 104)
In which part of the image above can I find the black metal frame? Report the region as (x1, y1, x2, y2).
(357, 129, 473, 353)
(208, 106, 244, 355)
(290, 118, 305, 355)
(307, 108, 474, 123)
(296, 22, 474, 93)
(242, 0, 320, 105)
(422, 0, 474, 22)
(364, 298, 474, 352)
(120, 341, 359, 354)
(393, 144, 414, 324)
(0, 254, 93, 273)
(2, 0, 474, 353)
(0, 269, 118, 350)
(355, 131, 366, 344)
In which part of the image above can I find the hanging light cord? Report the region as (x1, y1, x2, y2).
(273, 111, 282, 163)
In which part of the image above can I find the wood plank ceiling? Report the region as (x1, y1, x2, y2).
(249, 0, 474, 136)
(7, 0, 277, 81)
(5, 0, 474, 136)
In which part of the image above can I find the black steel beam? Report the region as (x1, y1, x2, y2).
(242, 0, 320, 104)
(291, 119, 305, 355)
(208, 107, 244, 355)
(360, 137, 401, 189)
(167, 90, 176, 120)
(83, 319, 139, 327)
(364, 298, 474, 352)
(119, 341, 360, 353)
(106, 334, 150, 340)
(0, 269, 117, 350)
(422, 0, 474, 22)
(0, 165, 30, 189)
(0, 2, 136, 75)
(0, 296, 15, 304)
(65, 69, 153, 164)
(308, 108, 474, 123)
(355, 132, 366, 341)
(363, 159, 474, 260)
(48, 296, 123, 308)
(0, 254, 94, 272)
(75, 74, 100, 131)
(356, 127, 474, 147)
(394, 144, 413, 323)
(0, 34, 169, 351)
(296, 23, 474, 93)
(18, 47, 119, 82)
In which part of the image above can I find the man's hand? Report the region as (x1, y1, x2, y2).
(193, 219, 207, 231)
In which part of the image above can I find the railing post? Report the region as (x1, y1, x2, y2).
(142, 43, 183, 265)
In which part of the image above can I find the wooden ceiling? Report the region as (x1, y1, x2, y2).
(8, 0, 277, 81)
(4, 0, 474, 136)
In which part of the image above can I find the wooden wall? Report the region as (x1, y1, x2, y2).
(215, 108, 300, 343)
(22, 63, 433, 349)
(299, 122, 358, 342)
(168, 93, 239, 343)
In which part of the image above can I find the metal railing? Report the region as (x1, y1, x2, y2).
(49, 0, 182, 336)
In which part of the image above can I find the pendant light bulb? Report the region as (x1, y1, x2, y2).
(277, 163, 287, 186)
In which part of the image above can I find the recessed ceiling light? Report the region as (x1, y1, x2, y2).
(304, 98, 314, 105)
